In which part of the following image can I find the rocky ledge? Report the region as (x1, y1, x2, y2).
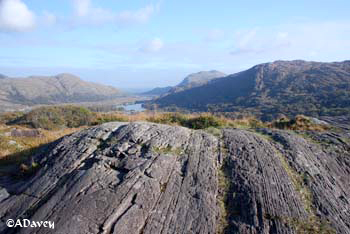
(0, 122, 349, 234)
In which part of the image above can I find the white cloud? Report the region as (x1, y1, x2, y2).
(71, 0, 159, 26)
(140, 38, 164, 53)
(72, 0, 114, 25)
(0, 0, 36, 32)
(228, 20, 350, 65)
(73, 0, 90, 17)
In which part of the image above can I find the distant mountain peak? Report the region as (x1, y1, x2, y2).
(153, 60, 350, 120)
(0, 73, 122, 109)
(0, 74, 7, 79)
(177, 70, 226, 87)
(143, 70, 227, 97)
(142, 86, 172, 96)
(54, 73, 81, 80)
(271, 59, 307, 64)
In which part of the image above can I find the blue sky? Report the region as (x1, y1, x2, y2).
(0, 0, 349, 89)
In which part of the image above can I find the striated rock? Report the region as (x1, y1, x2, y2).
(0, 122, 349, 234)
(320, 116, 350, 131)
(0, 188, 9, 203)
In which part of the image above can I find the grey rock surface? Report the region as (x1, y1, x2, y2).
(0, 188, 9, 203)
(320, 116, 350, 131)
(0, 122, 349, 234)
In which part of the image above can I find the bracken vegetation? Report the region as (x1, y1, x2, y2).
(1, 106, 331, 132)
(0, 105, 331, 166)
(268, 115, 330, 131)
(9, 106, 94, 130)
(0, 125, 83, 162)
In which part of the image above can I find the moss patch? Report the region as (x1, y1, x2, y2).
(152, 145, 182, 156)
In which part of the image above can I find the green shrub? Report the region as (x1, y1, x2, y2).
(147, 113, 224, 129)
(91, 114, 129, 125)
(204, 127, 222, 137)
(184, 115, 223, 129)
(269, 115, 329, 131)
(0, 111, 24, 124)
(147, 113, 188, 125)
(13, 106, 95, 130)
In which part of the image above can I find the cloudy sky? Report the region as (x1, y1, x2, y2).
(0, 0, 349, 89)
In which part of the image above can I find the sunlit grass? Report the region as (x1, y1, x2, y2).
(0, 124, 84, 164)
(0, 109, 331, 165)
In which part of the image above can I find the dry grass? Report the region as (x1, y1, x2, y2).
(268, 115, 329, 131)
(0, 124, 84, 163)
(0, 110, 330, 165)
(93, 111, 266, 129)
(93, 111, 154, 124)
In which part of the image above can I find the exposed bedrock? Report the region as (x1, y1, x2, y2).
(0, 122, 349, 234)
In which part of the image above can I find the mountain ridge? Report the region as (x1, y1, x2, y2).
(0, 73, 122, 111)
(177, 70, 226, 87)
(142, 86, 172, 96)
(166, 70, 226, 95)
(143, 70, 226, 96)
(152, 60, 350, 120)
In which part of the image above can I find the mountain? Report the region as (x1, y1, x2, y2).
(152, 60, 350, 120)
(177, 70, 226, 88)
(0, 74, 6, 79)
(142, 70, 226, 97)
(142, 86, 172, 96)
(1, 122, 349, 233)
(0, 73, 122, 111)
(168, 70, 226, 94)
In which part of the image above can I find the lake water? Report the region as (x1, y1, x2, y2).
(122, 103, 146, 112)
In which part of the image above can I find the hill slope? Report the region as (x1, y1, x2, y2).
(153, 60, 350, 119)
(168, 70, 226, 94)
(177, 70, 226, 88)
(0, 73, 122, 110)
(142, 86, 172, 96)
(0, 122, 349, 233)
(142, 70, 226, 97)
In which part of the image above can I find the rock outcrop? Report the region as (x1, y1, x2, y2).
(0, 122, 349, 234)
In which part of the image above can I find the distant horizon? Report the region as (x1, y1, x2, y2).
(1, 0, 349, 88)
(1, 58, 349, 90)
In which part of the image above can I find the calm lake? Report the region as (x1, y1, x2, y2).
(122, 103, 146, 112)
